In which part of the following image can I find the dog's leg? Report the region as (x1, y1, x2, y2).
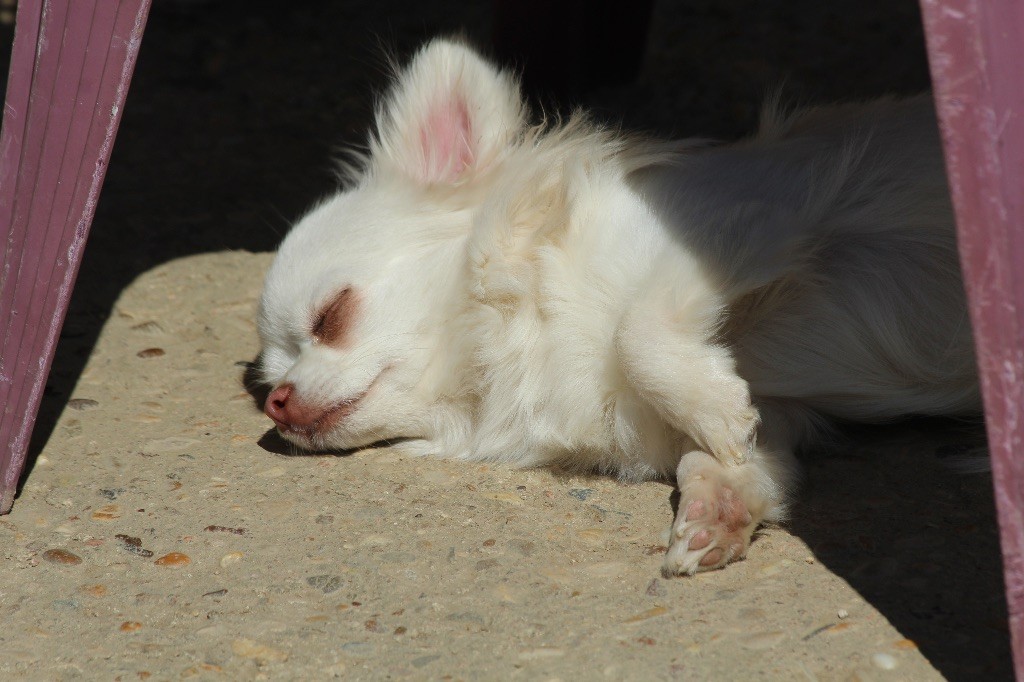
(615, 271, 802, 573)
(615, 274, 756, 465)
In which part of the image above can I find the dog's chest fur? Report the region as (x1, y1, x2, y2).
(453, 166, 684, 478)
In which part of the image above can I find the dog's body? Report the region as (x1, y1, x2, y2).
(257, 40, 979, 575)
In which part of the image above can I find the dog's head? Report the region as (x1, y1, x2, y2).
(256, 39, 525, 451)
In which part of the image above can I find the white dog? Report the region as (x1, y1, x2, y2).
(256, 39, 980, 575)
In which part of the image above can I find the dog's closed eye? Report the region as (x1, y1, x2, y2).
(312, 287, 355, 346)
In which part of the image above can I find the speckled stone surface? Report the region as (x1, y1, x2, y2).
(0, 252, 1010, 680)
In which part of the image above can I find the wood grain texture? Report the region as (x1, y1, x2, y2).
(0, 0, 151, 513)
(920, 0, 1024, 675)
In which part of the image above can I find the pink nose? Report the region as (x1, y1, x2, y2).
(264, 384, 296, 430)
(264, 383, 326, 432)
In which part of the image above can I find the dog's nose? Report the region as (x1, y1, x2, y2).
(265, 383, 350, 434)
(264, 384, 294, 430)
(264, 384, 330, 432)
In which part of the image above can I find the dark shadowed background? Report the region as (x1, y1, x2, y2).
(1, 1, 1008, 678)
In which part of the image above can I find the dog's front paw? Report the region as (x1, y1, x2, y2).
(694, 399, 758, 466)
(662, 451, 759, 576)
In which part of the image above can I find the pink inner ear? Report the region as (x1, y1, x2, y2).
(419, 94, 475, 183)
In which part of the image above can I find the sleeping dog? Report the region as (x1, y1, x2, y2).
(255, 39, 979, 575)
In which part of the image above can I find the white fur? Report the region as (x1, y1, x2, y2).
(257, 39, 979, 574)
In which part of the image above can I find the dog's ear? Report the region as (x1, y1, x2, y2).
(372, 39, 525, 186)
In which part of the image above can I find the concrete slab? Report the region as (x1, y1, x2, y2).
(0, 251, 1008, 679)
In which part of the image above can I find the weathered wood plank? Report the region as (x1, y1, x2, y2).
(0, 0, 151, 513)
(920, 0, 1024, 675)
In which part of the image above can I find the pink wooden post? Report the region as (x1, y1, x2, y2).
(0, 0, 151, 513)
(920, 0, 1024, 675)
